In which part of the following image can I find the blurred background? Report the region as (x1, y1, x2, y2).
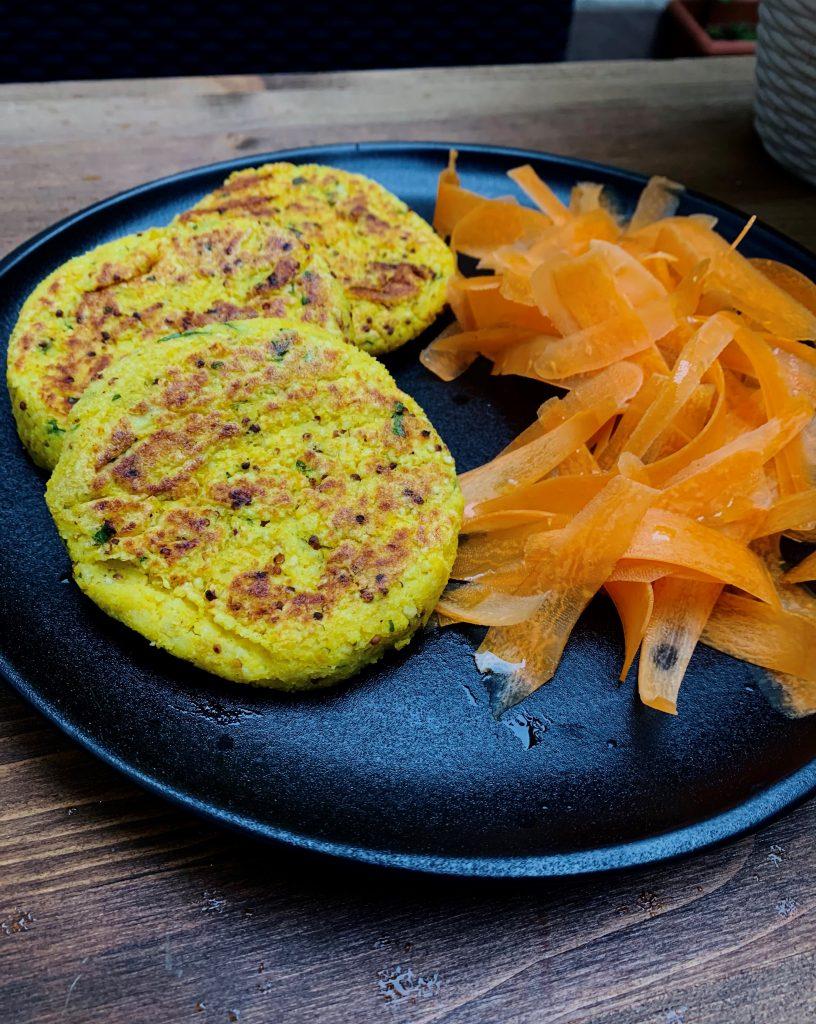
(0, 0, 757, 82)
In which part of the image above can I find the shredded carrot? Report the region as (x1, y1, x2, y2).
(755, 488, 816, 537)
(460, 365, 642, 514)
(605, 581, 654, 681)
(465, 279, 555, 332)
(508, 165, 571, 225)
(657, 217, 816, 340)
(627, 176, 683, 234)
(702, 592, 816, 684)
(783, 551, 816, 584)
(639, 578, 723, 714)
(730, 214, 757, 252)
(459, 404, 616, 511)
(432, 150, 484, 236)
(622, 314, 735, 461)
(750, 257, 816, 316)
(571, 182, 604, 216)
(451, 477, 656, 715)
(656, 408, 812, 521)
(426, 153, 816, 715)
(451, 199, 551, 261)
(620, 509, 778, 604)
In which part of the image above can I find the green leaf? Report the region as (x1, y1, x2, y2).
(46, 418, 65, 435)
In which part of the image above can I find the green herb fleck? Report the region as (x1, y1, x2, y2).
(157, 329, 207, 343)
(388, 620, 395, 633)
(300, 295, 310, 305)
(46, 418, 65, 435)
(391, 401, 406, 436)
(292, 175, 307, 185)
(92, 522, 116, 546)
(211, 360, 225, 369)
(111, 393, 121, 401)
(295, 459, 312, 475)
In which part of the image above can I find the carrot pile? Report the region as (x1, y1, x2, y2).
(424, 152, 816, 717)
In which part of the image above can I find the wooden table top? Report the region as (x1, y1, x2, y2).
(2, 57, 815, 1024)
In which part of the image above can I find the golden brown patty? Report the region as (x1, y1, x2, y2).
(7, 216, 348, 469)
(179, 163, 455, 355)
(46, 318, 462, 689)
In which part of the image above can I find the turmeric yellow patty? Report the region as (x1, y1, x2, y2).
(7, 217, 348, 469)
(179, 163, 455, 355)
(46, 318, 462, 690)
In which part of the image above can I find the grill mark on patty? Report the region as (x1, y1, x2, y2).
(337, 194, 392, 235)
(144, 508, 221, 563)
(227, 541, 406, 625)
(158, 370, 210, 410)
(253, 256, 300, 293)
(94, 413, 239, 496)
(349, 262, 432, 305)
(180, 195, 281, 221)
(95, 423, 138, 470)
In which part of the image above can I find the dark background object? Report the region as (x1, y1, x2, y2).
(2, 142, 816, 879)
(567, 4, 667, 61)
(0, 0, 574, 83)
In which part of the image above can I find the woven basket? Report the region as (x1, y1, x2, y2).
(755, 0, 816, 186)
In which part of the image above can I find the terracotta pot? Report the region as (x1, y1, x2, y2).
(663, 0, 758, 56)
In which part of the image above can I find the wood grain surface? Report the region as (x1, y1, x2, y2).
(1, 57, 815, 1024)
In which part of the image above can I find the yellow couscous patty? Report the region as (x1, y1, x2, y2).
(179, 163, 455, 355)
(46, 318, 462, 689)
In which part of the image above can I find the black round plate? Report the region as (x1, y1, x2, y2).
(2, 143, 816, 878)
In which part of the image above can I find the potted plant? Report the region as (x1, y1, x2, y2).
(658, 0, 759, 56)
